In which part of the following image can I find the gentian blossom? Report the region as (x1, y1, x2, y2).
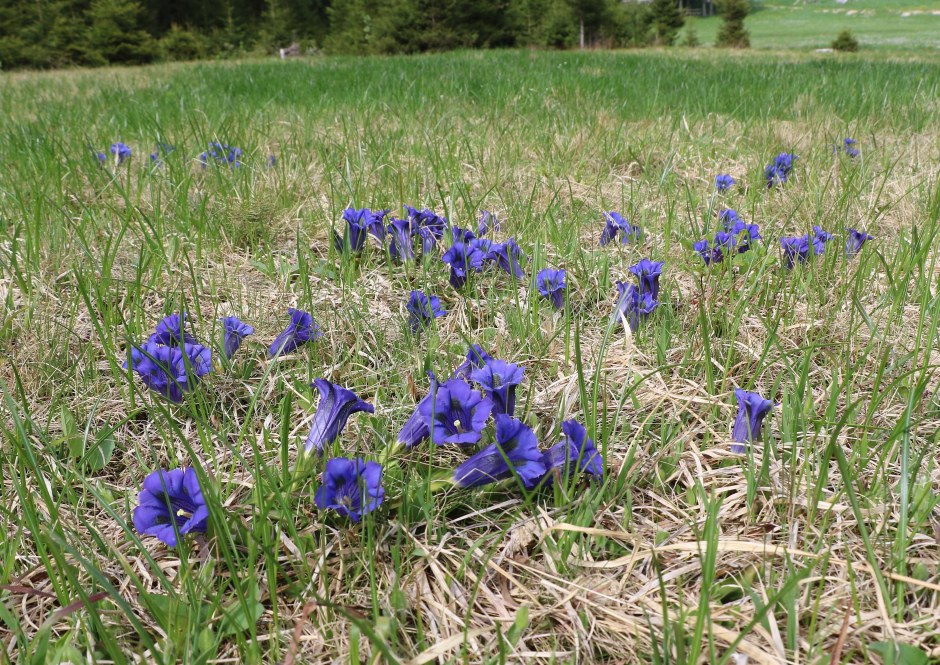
(843, 138, 860, 158)
(407, 290, 447, 332)
(387, 218, 416, 262)
(199, 141, 242, 168)
(765, 152, 796, 188)
(397, 373, 439, 448)
(418, 378, 493, 445)
(719, 208, 741, 230)
(714, 230, 737, 253)
(845, 228, 873, 257)
(337, 208, 387, 252)
(404, 206, 448, 240)
(728, 219, 762, 254)
(417, 227, 437, 254)
(600, 211, 643, 246)
(110, 142, 132, 164)
(780, 235, 814, 268)
(451, 226, 477, 244)
(615, 281, 657, 333)
(304, 379, 374, 455)
(267, 155, 277, 167)
(715, 174, 735, 192)
(628, 259, 664, 300)
(731, 389, 774, 454)
(149, 143, 175, 164)
(124, 341, 213, 403)
(486, 238, 526, 278)
(452, 415, 546, 489)
(314, 457, 384, 522)
(133, 467, 209, 547)
(453, 344, 492, 380)
(536, 268, 567, 309)
(540, 420, 603, 485)
(149, 313, 197, 347)
(478, 210, 499, 236)
(469, 237, 493, 256)
(812, 225, 833, 245)
(221, 316, 254, 359)
(268, 308, 322, 357)
(470, 358, 524, 417)
(93, 150, 107, 164)
(693, 239, 723, 266)
(441, 242, 484, 289)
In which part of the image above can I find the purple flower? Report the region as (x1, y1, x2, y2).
(845, 228, 873, 257)
(600, 212, 642, 246)
(407, 290, 447, 332)
(729, 219, 762, 254)
(418, 378, 492, 445)
(536, 268, 567, 309)
(693, 239, 723, 266)
(397, 373, 439, 448)
(450, 226, 477, 244)
(478, 210, 499, 236)
(93, 150, 107, 164)
(133, 467, 209, 547)
(731, 389, 773, 454)
(150, 143, 175, 164)
(387, 218, 416, 262)
(199, 141, 242, 168)
(267, 154, 277, 167)
(843, 138, 860, 158)
(812, 225, 833, 245)
(221, 316, 254, 359)
(714, 230, 737, 253)
(404, 206, 448, 240)
(615, 281, 657, 333)
(470, 359, 524, 417)
(314, 457, 384, 522)
(628, 259, 664, 300)
(110, 142, 132, 164)
(441, 242, 484, 289)
(765, 152, 796, 188)
(540, 420, 603, 485)
(486, 239, 526, 278)
(124, 341, 212, 403)
(303, 379, 374, 455)
(715, 174, 735, 192)
(149, 313, 197, 347)
(269, 308, 322, 357)
(780, 235, 813, 268)
(453, 345, 492, 380)
(719, 208, 741, 231)
(417, 226, 437, 254)
(338, 208, 378, 252)
(453, 415, 546, 489)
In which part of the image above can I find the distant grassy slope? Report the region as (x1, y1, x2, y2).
(686, 0, 940, 50)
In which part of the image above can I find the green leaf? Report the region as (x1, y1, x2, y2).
(59, 405, 84, 460)
(506, 605, 529, 646)
(869, 641, 929, 665)
(85, 432, 115, 471)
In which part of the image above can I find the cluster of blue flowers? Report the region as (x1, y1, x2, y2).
(765, 152, 797, 188)
(91, 140, 276, 169)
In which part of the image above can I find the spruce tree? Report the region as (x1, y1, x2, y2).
(715, 0, 749, 48)
(88, 0, 155, 63)
(649, 0, 684, 47)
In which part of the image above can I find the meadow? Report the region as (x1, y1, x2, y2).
(1, 49, 940, 663)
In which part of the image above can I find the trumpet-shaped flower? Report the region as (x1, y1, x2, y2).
(453, 415, 546, 489)
(404, 206, 448, 240)
(453, 345, 492, 380)
(628, 259, 664, 300)
(540, 420, 603, 485)
(314, 457, 384, 522)
(731, 389, 773, 454)
(397, 373, 439, 448)
(133, 467, 209, 547)
(221, 316, 254, 359)
(124, 341, 212, 403)
(110, 142, 132, 164)
(615, 281, 657, 333)
(442, 242, 484, 289)
(387, 218, 416, 262)
(418, 378, 492, 445)
(149, 313, 197, 347)
(715, 174, 735, 192)
(339, 208, 379, 252)
(729, 219, 762, 254)
(304, 379, 374, 455)
(765, 152, 796, 188)
(843, 138, 860, 158)
(486, 238, 526, 278)
(719, 208, 741, 230)
(600, 211, 643, 246)
(470, 359, 524, 417)
(536, 268, 567, 309)
(845, 228, 873, 257)
(478, 210, 499, 236)
(269, 308, 322, 357)
(407, 290, 447, 332)
(693, 239, 723, 266)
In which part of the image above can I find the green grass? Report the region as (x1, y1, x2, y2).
(687, 0, 940, 50)
(1, 50, 940, 663)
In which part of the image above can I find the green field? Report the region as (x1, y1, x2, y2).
(688, 0, 940, 49)
(2, 50, 940, 663)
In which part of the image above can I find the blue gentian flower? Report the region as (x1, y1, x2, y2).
(453, 345, 492, 380)
(442, 242, 485, 289)
(469, 237, 494, 257)
(615, 281, 658, 333)
(149, 313, 197, 347)
(404, 206, 448, 240)
(407, 290, 447, 332)
(93, 150, 107, 164)
(729, 219, 762, 254)
(765, 152, 796, 188)
(486, 238, 526, 278)
(600, 212, 643, 246)
(780, 235, 813, 269)
(843, 138, 860, 158)
(314, 457, 384, 522)
(269, 308, 322, 357)
(417, 226, 437, 254)
(719, 208, 741, 231)
(452, 415, 546, 489)
(397, 372, 439, 448)
(714, 231, 737, 253)
(540, 420, 603, 485)
(337, 208, 378, 253)
(715, 174, 735, 192)
(731, 389, 773, 454)
(470, 359, 524, 417)
(628, 259, 664, 300)
(536, 268, 567, 309)
(110, 142, 132, 164)
(124, 341, 212, 403)
(418, 378, 493, 445)
(845, 228, 873, 257)
(451, 226, 477, 244)
(200, 141, 242, 168)
(693, 239, 723, 266)
(304, 379, 374, 455)
(133, 467, 209, 547)
(388, 218, 416, 262)
(812, 225, 833, 245)
(221, 316, 254, 359)
(149, 143, 175, 164)
(267, 154, 277, 167)
(477, 210, 499, 236)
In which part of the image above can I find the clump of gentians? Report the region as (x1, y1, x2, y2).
(404, 206, 449, 243)
(133, 468, 209, 547)
(731, 389, 773, 454)
(764, 152, 796, 188)
(845, 228, 873, 257)
(441, 242, 484, 289)
(600, 212, 643, 246)
(314, 457, 385, 522)
(452, 415, 546, 489)
(842, 138, 860, 158)
(780, 226, 831, 268)
(471, 358, 524, 416)
(419, 378, 493, 445)
(335, 207, 390, 253)
(536, 268, 567, 309)
(221, 316, 254, 359)
(615, 281, 658, 333)
(110, 142, 132, 164)
(269, 308, 322, 357)
(695, 212, 761, 265)
(540, 420, 603, 485)
(407, 290, 447, 332)
(715, 174, 735, 192)
(123, 314, 212, 403)
(199, 142, 242, 168)
(628, 259, 664, 300)
(304, 379, 374, 455)
(453, 344, 492, 380)
(150, 143, 175, 164)
(486, 238, 526, 278)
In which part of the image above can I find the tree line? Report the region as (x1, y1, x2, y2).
(0, 0, 750, 70)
